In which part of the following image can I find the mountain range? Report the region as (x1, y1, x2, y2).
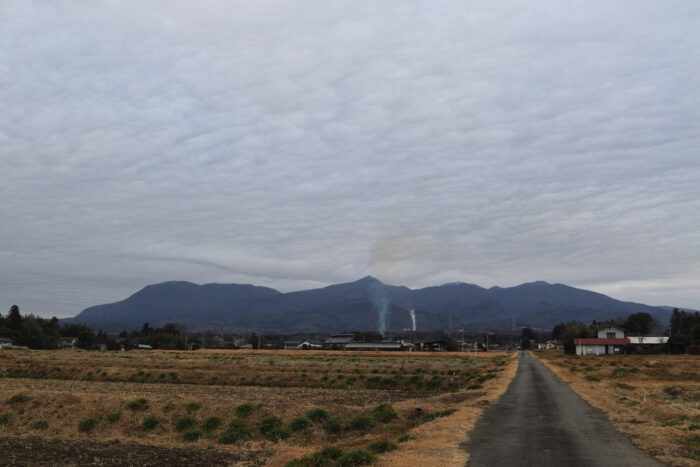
(63, 276, 674, 334)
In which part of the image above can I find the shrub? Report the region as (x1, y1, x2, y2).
(413, 408, 457, 427)
(367, 439, 399, 454)
(7, 393, 31, 405)
(322, 417, 343, 434)
(285, 446, 345, 467)
(306, 408, 329, 422)
(202, 416, 222, 432)
(284, 459, 313, 467)
(348, 416, 376, 431)
(288, 416, 310, 432)
(611, 367, 639, 377)
(0, 413, 15, 427)
(585, 375, 600, 382)
(259, 416, 283, 434)
(31, 420, 48, 430)
(175, 415, 197, 432)
(683, 435, 700, 461)
(142, 415, 159, 431)
(664, 385, 684, 397)
(611, 382, 636, 390)
(78, 418, 97, 433)
(182, 429, 203, 442)
(185, 401, 202, 412)
(466, 383, 483, 390)
(236, 402, 256, 418)
(162, 402, 176, 413)
(265, 427, 291, 442)
(335, 449, 376, 466)
(397, 433, 414, 443)
(127, 398, 148, 411)
(317, 446, 344, 460)
(218, 420, 252, 444)
(107, 411, 122, 424)
(371, 403, 398, 423)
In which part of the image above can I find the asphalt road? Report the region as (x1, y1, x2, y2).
(464, 352, 664, 467)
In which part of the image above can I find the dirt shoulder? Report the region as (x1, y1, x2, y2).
(376, 351, 519, 467)
(534, 351, 700, 466)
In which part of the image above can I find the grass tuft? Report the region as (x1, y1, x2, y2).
(235, 402, 256, 418)
(288, 416, 310, 432)
(142, 415, 159, 431)
(175, 415, 197, 432)
(127, 398, 148, 411)
(371, 403, 398, 423)
(7, 393, 31, 405)
(31, 419, 49, 430)
(335, 448, 377, 466)
(202, 416, 222, 432)
(78, 418, 97, 433)
(107, 411, 121, 424)
(182, 429, 203, 442)
(218, 419, 252, 444)
(306, 407, 330, 423)
(367, 439, 399, 454)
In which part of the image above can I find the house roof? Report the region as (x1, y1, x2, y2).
(0, 337, 13, 343)
(344, 342, 403, 350)
(575, 338, 629, 345)
(324, 336, 354, 344)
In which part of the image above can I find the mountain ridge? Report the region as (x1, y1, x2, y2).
(63, 276, 675, 333)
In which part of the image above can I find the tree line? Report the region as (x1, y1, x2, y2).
(0, 306, 193, 350)
(0, 305, 95, 349)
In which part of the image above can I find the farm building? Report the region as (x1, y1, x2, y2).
(322, 334, 354, 350)
(418, 339, 452, 352)
(0, 337, 13, 349)
(60, 337, 77, 349)
(284, 340, 323, 350)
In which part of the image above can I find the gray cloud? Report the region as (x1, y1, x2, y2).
(1, 1, 700, 318)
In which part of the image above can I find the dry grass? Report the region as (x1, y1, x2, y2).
(0, 349, 519, 466)
(377, 351, 519, 467)
(534, 351, 700, 467)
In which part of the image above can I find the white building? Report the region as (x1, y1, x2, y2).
(575, 327, 670, 355)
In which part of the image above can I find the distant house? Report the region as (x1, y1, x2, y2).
(418, 339, 451, 352)
(0, 337, 13, 349)
(60, 337, 77, 350)
(323, 334, 355, 350)
(344, 340, 414, 352)
(575, 337, 628, 355)
(538, 340, 563, 350)
(575, 327, 669, 355)
(284, 340, 323, 350)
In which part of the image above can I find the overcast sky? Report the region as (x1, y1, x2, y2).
(2, 1, 700, 319)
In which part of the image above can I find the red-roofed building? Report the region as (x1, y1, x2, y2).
(575, 327, 628, 355)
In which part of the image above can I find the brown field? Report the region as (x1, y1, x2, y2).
(534, 351, 700, 467)
(0, 349, 518, 466)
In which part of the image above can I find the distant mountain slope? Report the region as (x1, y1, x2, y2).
(64, 276, 673, 333)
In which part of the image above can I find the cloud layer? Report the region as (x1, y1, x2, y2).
(2, 1, 700, 318)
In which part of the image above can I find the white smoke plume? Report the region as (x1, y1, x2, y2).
(409, 308, 416, 332)
(369, 281, 388, 337)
